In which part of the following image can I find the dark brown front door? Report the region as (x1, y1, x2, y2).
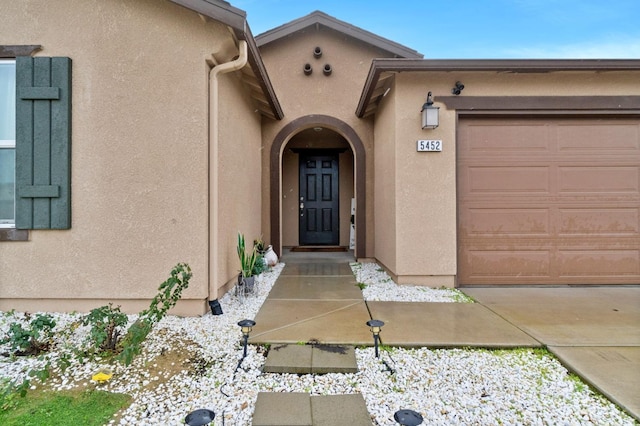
(299, 152, 339, 245)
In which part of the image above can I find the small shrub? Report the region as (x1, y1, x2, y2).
(82, 304, 128, 352)
(1, 313, 56, 356)
(117, 262, 192, 365)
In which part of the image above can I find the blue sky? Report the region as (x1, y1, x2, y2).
(234, 0, 640, 59)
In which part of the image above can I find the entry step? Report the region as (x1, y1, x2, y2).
(263, 344, 358, 374)
(252, 392, 372, 426)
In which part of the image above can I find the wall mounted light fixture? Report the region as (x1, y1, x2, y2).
(421, 92, 439, 129)
(451, 81, 465, 95)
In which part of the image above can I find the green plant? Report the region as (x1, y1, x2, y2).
(356, 282, 367, 290)
(253, 237, 266, 254)
(82, 304, 128, 352)
(252, 253, 268, 276)
(1, 313, 56, 356)
(117, 262, 192, 365)
(237, 232, 258, 277)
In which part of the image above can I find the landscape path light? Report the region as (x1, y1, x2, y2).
(184, 408, 215, 426)
(366, 319, 384, 358)
(237, 319, 256, 359)
(394, 409, 424, 425)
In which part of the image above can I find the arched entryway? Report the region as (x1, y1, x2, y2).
(270, 115, 366, 258)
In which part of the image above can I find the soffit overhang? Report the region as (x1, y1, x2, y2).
(170, 0, 284, 120)
(356, 58, 640, 118)
(255, 10, 423, 59)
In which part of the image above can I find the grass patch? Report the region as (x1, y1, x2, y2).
(0, 388, 131, 426)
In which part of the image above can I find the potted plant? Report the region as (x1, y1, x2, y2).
(237, 232, 257, 293)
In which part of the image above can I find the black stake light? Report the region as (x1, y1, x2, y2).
(237, 319, 256, 359)
(185, 408, 216, 426)
(366, 319, 384, 358)
(394, 409, 423, 426)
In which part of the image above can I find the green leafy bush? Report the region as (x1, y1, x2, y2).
(117, 262, 192, 365)
(1, 313, 56, 356)
(82, 304, 128, 352)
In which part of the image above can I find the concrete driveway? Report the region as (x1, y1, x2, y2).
(464, 287, 640, 420)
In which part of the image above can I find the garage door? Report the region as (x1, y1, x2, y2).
(458, 117, 640, 285)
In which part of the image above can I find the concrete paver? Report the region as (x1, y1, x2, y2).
(311, 394, 372, 426)
(252, 392, 372, 426)
(249, 299, 372, 345)
(267, 276, 360, 300)
(253, 392, 312, 426)
(264, 344, 313, 374)
(548, 346, 640, 419)
(263, 344, 359, 374)
(280, 262, 354, 276)
(367, 301, 541, 347)
(464, 287, 640, 346)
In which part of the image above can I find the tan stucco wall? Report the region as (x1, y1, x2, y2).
(0, 0, 256, 314)
(258, 26, 393, 256)
(373, 78, 398, 273)
(376, 69, 640, 286)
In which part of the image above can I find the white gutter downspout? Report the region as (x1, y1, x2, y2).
(209, 40, 248, 304)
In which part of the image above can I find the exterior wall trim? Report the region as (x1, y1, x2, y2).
(0, 45, 41, 57)
(270, 115, 366, 258)
(356, 59, 640, 117)
(439, 96, 640, 111)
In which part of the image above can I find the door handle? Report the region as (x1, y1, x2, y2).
(299, 202, 304, 216)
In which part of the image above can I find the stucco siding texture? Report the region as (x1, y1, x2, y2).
(0, 0, 244, 313)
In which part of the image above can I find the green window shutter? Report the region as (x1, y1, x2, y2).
(15, 56, 71, 229)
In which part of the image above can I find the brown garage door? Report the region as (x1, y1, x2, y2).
(458, 117, 640, 285)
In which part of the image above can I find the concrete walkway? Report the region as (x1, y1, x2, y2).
(250, 251, 640, 423)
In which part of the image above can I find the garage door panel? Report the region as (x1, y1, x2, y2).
(468, 166, 550, 193)
(558, 249, 640, 277)
(467, 250, 551, 278)
(559, 208, 639, 235)
(558, 166, 639, 193)
(458, 117, 640, 285)
(463, 123, 551, 155)
(556, 123, 640, 152)
(466, 208, 550, 235)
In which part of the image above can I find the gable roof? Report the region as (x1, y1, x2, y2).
(169, 0, 283, 120)
(255, 10, 423, 59)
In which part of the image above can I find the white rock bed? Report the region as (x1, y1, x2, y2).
(352, 262, 474, 303)
(0, 262, 635, 425)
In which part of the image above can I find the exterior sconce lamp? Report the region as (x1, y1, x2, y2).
(421, 91, 439, 129)
(237, 319, 256, 359)
(185, 408, 216, 425)
(366, 319, 384, 358)
(394, 409, 424, 426)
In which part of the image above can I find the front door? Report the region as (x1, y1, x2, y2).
(299, 152, 339, 245)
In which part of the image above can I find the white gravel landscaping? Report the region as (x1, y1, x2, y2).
(1, 262, 636, 425)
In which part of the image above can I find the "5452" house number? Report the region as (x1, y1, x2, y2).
(417, 140, 442, 152)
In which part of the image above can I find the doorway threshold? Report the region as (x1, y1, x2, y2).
(290, 246, 348, 252)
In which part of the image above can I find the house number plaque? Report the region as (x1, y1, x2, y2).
(417, 140, 442, 152)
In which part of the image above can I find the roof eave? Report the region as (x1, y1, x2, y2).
(169, 0, 284, 120)
(356, 59, 640, 117)
(256, 10, 423, 59)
